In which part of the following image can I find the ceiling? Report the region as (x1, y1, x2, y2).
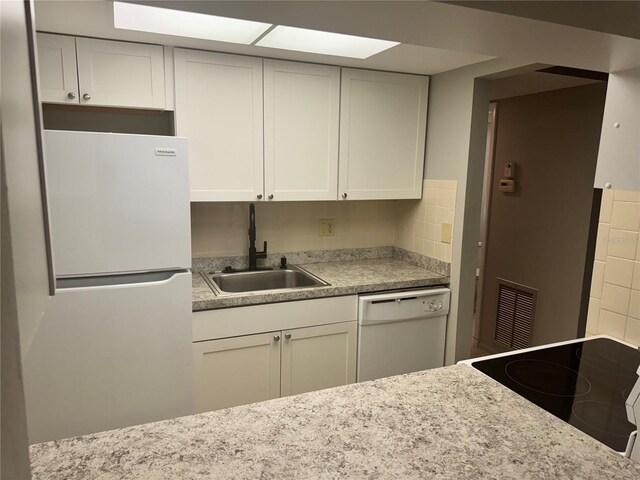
(488, 71, 604, 101)
(450, 1, 640, 40)
(34, 1, 640, 75)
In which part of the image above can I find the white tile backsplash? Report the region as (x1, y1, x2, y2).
(611, 201, 640, 231)
(191, 200, 397, 257)
(603, 257, 635, 288)
(599, 189, 614, 223)
(633, 262, 640, 290)
(590, 260, 605, 298)
(192, 179, 457, 266)
(395, 179, 457, 263)
(594, 223, 610, 262)
(586, 297, 600, 333)
(587, 189, 640, 346)
(598, 309, 628, 339)
(607, 229, 639, 260)
(625, 318, 640, 345)
(629, 290, 640, 320)
(601, 283, 631, 315)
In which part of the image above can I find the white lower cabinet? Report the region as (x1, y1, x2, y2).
(193, 332, 281, 413)
(192, 316, 357, 413)
(281, 322, 357, 397)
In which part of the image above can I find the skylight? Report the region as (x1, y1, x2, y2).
(113, 1, 272, 45)
(255, 25, 400, 59)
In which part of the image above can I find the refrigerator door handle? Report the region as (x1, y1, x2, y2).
(56, 270, 190, 290)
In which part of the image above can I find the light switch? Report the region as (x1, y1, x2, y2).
(441, 223, 452, 244)
(319, 218, 335, 236)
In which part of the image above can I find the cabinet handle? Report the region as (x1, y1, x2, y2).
(67, 92, 76, 100)
(257, 194, 263, 200)
(285, 332, 291, 340)
(268, 194, 274, 200)
(82, 93, 91, 101)
(273, 334, 280, 342)
(342, 193, 348, 199)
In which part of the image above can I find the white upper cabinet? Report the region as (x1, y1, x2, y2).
(264, 60, 340, 201)
(76, 38, 165, 109)
(37, 33, 79, 104)
(174, 49, 264, 202)
(37, 34, 165, 109)
(339, 69, 428, 200)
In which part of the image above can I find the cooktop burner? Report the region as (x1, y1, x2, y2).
(471, 338, 640, 452)
(505, 359, 592, 397)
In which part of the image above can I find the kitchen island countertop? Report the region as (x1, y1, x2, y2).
(192, 257, 449, 311)
(29, 364, 640, 479)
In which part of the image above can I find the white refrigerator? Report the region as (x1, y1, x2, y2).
(24, 130, 193, 444)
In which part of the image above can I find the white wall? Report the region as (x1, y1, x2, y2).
(593, 68, 640, 192)
(2, 0, 53, 363)
(1, 0, 49, 473)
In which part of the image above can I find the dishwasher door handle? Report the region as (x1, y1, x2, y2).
(371, 296, 418, 305)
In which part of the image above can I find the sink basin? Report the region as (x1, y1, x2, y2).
(205, 267, 329, 295)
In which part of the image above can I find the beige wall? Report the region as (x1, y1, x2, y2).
(191, 201, 397, 257)
(479, 83, 607, 352)
(587, 189, 640, 346)
(396, 179, 457, 263)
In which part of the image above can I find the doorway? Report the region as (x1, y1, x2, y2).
(472, 69, 608, 357)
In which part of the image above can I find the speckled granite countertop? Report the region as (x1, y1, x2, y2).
(30, 364, 640, 479)
(192, 258, 449, 311)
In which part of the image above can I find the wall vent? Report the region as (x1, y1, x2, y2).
(494, 278, 538, 350)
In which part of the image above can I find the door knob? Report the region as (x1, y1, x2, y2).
(257, 194, 263, 200)
(268, 194, 274, 200)
(67, 92, 76, 100)
(285, 332, 291, 340)
(342, 193, 348, 199)
(82, 93, 91, 101)
(273, 334, 280, 342)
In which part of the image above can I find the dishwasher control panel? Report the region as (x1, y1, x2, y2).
(358, 287, 450, 325)
(425, 299, 444, 312)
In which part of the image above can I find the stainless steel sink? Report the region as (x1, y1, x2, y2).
(204, 266, 329, 295)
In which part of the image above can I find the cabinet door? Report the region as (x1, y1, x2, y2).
(339, 69, 428, 200)
(281, 322, 357, 397)
(36, 33, 79, 104)
(193, 332, 281, 413)
(264, 60, 340, 201)
(174, 49, 264, 202)
(76, 37, 165, 109)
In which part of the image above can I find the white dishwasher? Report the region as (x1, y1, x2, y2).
(357, 287, 450, 382)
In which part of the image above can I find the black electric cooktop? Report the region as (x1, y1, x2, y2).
(472, 338, 640, 452)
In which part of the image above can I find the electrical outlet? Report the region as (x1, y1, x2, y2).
(319, 218, 335, 237)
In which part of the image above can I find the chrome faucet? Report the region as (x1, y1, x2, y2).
(248, 203, 268, 271)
